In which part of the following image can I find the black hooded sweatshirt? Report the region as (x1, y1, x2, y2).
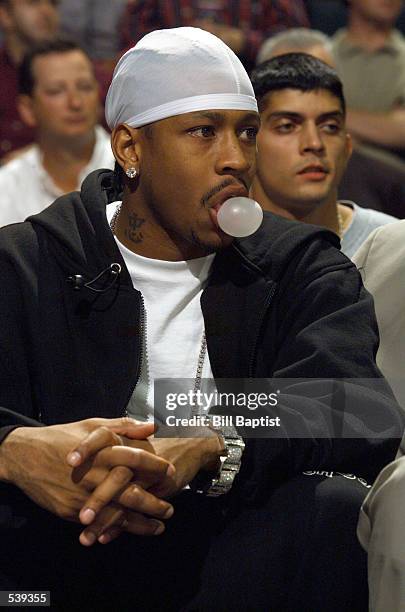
(0, 169, 402, 525)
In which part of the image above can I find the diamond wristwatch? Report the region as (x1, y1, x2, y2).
(190, 421, 245, 497)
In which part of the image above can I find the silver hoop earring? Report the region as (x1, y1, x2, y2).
(126, 167, 138, 179)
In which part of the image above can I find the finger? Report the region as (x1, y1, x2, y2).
(95, 445, 175, 481)
(67, 426, 123, 467)
(79, 507, 165, 546)
(98, 514, 166, 544)
(79, 467, 173, 525)
(79, 465, 133, 525)
(80, 472, 174, 524)
(109, 420, 156, 440)
(117, 484, 174, 519)
(67, 420, 156, 467)
(79, 505, 126, 546)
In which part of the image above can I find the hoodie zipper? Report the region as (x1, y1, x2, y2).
(248, 282, 277, 378)
(122, 293, 146, 416)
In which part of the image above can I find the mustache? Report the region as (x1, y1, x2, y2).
(201, 178, 248, 207)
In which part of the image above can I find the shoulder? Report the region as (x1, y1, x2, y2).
(0, 221, 40, 283)
(0, 147, 44, 226)
(0, 146, 38, 180)
(353, 204, 398, 228)
(352, 219, 405, 287)
(93, 126, 115, 170)
(331, 28, 348, 51)
(389, 29, 405, 54)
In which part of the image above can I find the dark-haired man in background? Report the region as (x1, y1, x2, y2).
(0, 38, 113, 226)
(250, 53, 396, 258)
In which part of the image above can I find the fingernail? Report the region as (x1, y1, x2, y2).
(163, 506, 174, 519)
(67, 451, 82, 466)
(80, 508, 96, 525)
(98, 533, 111, 544)
(167, 464, 176, 477)
(153, 521, 165, 535)
(81, 531, 96, 546)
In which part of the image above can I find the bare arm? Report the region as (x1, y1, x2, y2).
(346, 108, 405, 149)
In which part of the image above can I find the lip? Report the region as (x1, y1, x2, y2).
(297, 164, 328, 175)
(65, 117, 88, 124)
(297, 164, 329, 181)
(210, 184, 249, 212)
(208, 184, 248, 231)
(297, 164, 328, 174)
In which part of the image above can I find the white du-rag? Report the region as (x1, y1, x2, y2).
(105, 26, 258, 129)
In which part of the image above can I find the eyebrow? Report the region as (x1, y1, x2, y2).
(268, 111, 344, 122)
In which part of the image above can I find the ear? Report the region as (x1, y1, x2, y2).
(17, 95, 38, 128)
(111, 123, 142, 175)
(0, 5, 13, 32)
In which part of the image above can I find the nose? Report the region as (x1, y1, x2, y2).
(300, 122, 325, 155)
(42, 0, 57, 13)
(215, 132, 253, 177)
(38, 0, 52, 15)
(67, 89, 84, 110)
(40, 0, 59, 26)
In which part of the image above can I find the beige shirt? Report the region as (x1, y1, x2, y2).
(332, 29, 405, 112)
(352, 220, 405, 409)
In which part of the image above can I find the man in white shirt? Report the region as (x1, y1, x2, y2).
(352, 223, 405, 610)
(0, 37, 114, 227)
(250, 52, 397, 259)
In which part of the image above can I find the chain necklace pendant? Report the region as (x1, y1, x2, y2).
(337, 207, 345, 238)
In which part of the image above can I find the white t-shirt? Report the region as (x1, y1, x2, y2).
(340, 200, 397, 259)
(0, 125, 114, 227)
(107, 202, 215, 422)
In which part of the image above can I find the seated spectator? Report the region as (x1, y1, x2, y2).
(257, 27, 405, 218)
(352, 222, 405, 609)
(353, 220, 405, 408)
(257, 27, 334, 65)
(0, 39, 114, 227)
(58, 0, 124, 102)
(59, 0, 128, 61)
(120, 0, 309, 70)
(250, 53, 397, 259)
(332, 0, 405, 159)
(0, 0, 59, 161)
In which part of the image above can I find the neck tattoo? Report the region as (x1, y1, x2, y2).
(109, 203, 146, 245)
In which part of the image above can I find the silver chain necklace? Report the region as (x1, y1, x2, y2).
(337, 207, 345, 239)
(110, 204, 208, 410)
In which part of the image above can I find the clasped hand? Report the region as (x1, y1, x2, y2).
(1, 418, 175, 545)
(69, 421, 224, 546)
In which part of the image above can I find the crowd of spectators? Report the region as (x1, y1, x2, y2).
(1, 1, 405, 220)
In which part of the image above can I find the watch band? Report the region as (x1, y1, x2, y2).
(191, 421, 245, 497)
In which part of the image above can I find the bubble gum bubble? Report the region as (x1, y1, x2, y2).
(217, 197, 263, 237)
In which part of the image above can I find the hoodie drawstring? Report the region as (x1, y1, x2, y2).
(67, 263, 121, 293)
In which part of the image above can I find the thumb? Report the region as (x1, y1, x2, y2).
(111, 420, 156, 439)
